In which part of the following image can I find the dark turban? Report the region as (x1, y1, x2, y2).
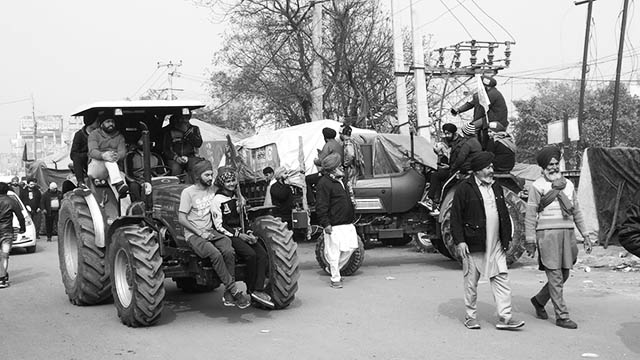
(322, 127, 337, 140)
(470, 151, 495, 172)
(191, 159, 213, 180)
(321, 152, 341, 172)
(442, 123, 457, 134)
(341, 125, 352, 137)
(481, 75, 497, 87)
(536, 146, 561, 168)
(215, 166, 236, 187)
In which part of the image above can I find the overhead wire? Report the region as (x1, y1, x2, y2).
(456, 0, 497, 42)
(438, 0, 473, 38)
(469, 0, 516, 43)
(129, 67, 162, 99)
(0, 98, 31, 106)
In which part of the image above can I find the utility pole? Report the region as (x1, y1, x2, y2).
(410, 0, 430, 141)
(157, 60, 183, 100)
(310, 0, 323, 121)
(391, 0, 409, 135)
(31, 93, 37, 161)
(575, 0, 595, 142)
(610, 0, 630, 147)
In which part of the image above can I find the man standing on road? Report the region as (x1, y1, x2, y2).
(316, 153, 359, 289)
(451, 151, 525, 330)
(9, 177, 22, 195)
(20, 178, 42, 240)
(40, 182, 62, 242)
(178, 160, 251, 309)
(0, 182, 26, 288)
(525, 146, 593, 330)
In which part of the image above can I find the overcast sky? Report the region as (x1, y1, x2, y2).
(1, 0, 638, 152)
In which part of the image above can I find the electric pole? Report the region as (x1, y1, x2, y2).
(310, 0, 323, 121)
(410, 0, 430, 141)
(31, 93, 37, 161)
(575, 0, 595, 142)
(157, 60, 183, 100)
(391, 0, 409, 135)
(610, 0, 630, 147)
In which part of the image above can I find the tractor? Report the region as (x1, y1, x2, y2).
(57, 100, 299, 327)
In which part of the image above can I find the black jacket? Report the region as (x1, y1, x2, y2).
(270, 181, 294, 221)
(457, 87, 508, 129)
(0, 194, 25, 233)
(486, 138, 515, 173)
(41, 189, 63, 213)
(70, 127, 90, 169)
(316, 175, 354, 228)
(449, 136, 482, 174)
(618, 192, 640, 257)
(450, 177, 512, 253)
(20, 186, 42, 213)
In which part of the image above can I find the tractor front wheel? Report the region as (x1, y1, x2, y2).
(315, 233, 365, 276)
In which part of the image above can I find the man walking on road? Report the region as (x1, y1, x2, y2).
(525, 146, 593, 329)
(40, 182, 62, 242)
(451, 151, 525, 330)
(20, 178, 42, 240)
(0, 182, 26, 288)
(178, 160, 250, 309)
(316, 153, 359, 289)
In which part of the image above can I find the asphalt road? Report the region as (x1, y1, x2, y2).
(2, 239, 639, 360)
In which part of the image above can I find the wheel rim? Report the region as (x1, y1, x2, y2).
(114, 248, 133, 307)
(62, 219, 78, 280)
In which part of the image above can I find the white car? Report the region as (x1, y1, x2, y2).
(8, 191, 37, 253)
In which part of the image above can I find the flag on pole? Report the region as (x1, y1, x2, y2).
(476, 75, 491, 115)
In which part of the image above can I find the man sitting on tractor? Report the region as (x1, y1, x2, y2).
(211, 167, 274, 308)
(162, 110, 203, 182)
(178, 160, 251, 309)
(87, 116, 129, 198)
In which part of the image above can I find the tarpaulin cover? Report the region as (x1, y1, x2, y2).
(225, 120, 438, 180)
(26, 160, 73, 190)
(579, 147, 640, 244)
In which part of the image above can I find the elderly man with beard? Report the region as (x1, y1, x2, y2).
(451, 151, 525, 330)
(316, 152, 359, 289)
(211, 167, 274, 308)
(525, 146, 593, 330)
(178, 160, 251, 309)
(87, 116, 128, 198)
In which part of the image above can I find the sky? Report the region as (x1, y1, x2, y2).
(1, 0, 638, 152)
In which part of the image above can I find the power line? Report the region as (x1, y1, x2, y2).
(0, 98, 30, 106)
(129, 68, 162, 99)
(469, 0, 516, 43)
(439, 0, 473, 38)
(456, 0, 497, 42)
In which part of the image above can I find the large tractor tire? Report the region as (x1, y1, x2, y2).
(57, 192, 112, 305)
(109, 224, 165, 327)
(251, 215, 299, 309)
(441, 187, 526, 266)
(315, 232, 365, 276)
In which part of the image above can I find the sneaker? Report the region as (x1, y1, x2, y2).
(496, 317, 525, 330)
(330, 280, 343, 289)
(429, 209, 440, 216)
(232, 291, 251, 309)
(530, 296, 549, 319)
(464, 317, 481, 330)
(418, 198, 435, 211)
(114, 181, 129, 198)
(222, 290, 236, 307)
(251, 291, 275, 308)
(0, 276, 9, 289)
(556, 318, 578, 329)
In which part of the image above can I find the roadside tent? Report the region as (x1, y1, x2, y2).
(578, 147, 640, 245)
(190, 119, 246, 169)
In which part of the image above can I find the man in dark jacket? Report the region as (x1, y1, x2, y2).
(452, 76, 508, 149)
(70, 116, 100, 186)
(423, 123, 459, 212)
(162, 111, 203, 182)
(0, 182, 26, 288)
(9, 177, 22, 195)
(20, 178, 42, 240)
(316, 152, 359, 288)
(449, 122, 483, 175)
(40, 182, 63, 242)
(451, 151, 524, 330)
(270, 167, 294, 229)
(485, 123, 516, 173)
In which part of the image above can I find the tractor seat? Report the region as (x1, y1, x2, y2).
(125, 151, 169, 180)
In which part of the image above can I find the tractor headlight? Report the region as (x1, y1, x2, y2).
(144, 182, 152, 195)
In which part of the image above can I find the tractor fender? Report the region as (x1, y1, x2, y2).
(83, 192, 107, 248)
(106, 216, 158, 243)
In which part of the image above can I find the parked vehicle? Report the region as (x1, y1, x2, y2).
(9, 191, 37, 254)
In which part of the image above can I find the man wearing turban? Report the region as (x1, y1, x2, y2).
(451, 75, 508, 149)
(525, 146, 592, 329)
(211, 166, 275, 308)
(313, 127, 343, 171)
(451, 151, 525, 330)
(178, 160, 251, 309)
(316, 152, 359, 288)
(269, 167, 294, 229)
